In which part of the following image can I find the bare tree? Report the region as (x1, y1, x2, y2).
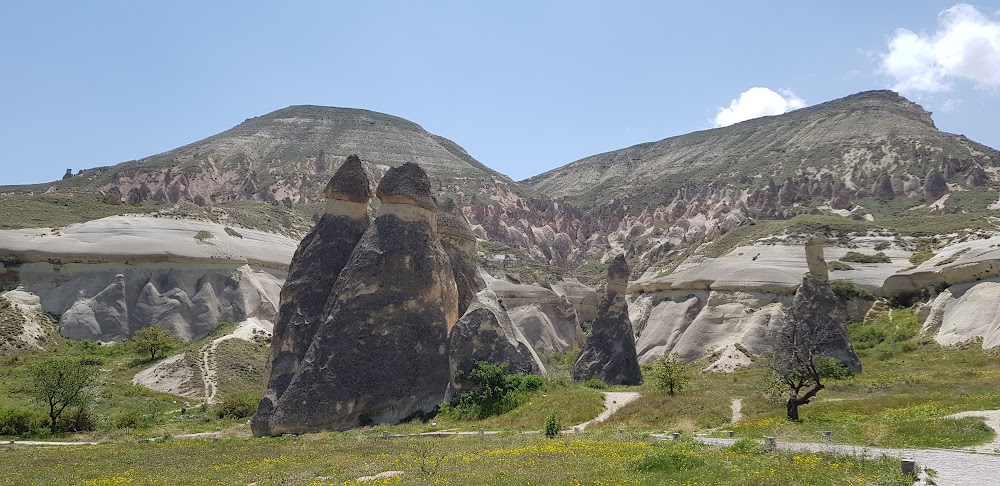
(771, 275, 858, 421)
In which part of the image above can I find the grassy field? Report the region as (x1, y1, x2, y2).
(0, 433, 913, 485)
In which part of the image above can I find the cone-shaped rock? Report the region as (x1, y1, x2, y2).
(255, 162, 459, 435)
(252, 155, 372, 437)
(438, 199, 486, 315)
(571, 255, 642, 385)
(448, 289, 545, 398)
(787, 275, 862, 374)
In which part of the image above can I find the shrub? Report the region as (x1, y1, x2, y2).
(581, 378, 609, 389)
(130, 326, 178, 361)
(909, 250, 935, 266)
(816, 356, 853, 380)
(215, 394, 260, 419)
(446, 362, 544, 420)
(728, 438, 766, 455)
(827, 261, 854, 271)
(193, 230, 214, 244)
(840, 251, 891, 264)
(0, 407, 47, 436)
(544, 410, 562, 439)
(830, 280, 876, 302)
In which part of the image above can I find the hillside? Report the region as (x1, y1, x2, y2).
(523, 90, 999, 207)
(2, 106, 521, 208)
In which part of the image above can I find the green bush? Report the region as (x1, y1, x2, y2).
(544, 409, 562, 439)
(445, 362, 544, 420)
(649, 355, 690, 395)
(840, 251, 891, 264)
(830, 280, 876, 302)
(0, 407, 47, 436)
(727, 438, 766, 455)
(581, 378, 609, 390)
(816, 357, 853, 380)
(215, 394, 260, 419)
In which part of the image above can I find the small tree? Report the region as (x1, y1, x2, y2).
(771, 313, 845, 421)
(131, 326, 178, 361)
(651, 355, 690, 395)
(29, 358, 96, 432)
(544, 409, 562, 439)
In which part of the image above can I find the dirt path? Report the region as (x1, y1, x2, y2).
(199, 318, 271, 404)
(571, 392, 640, 431)
(4, 440, 99, 446)
(730, 398, 742, 424)
(679, 436, 999, 486)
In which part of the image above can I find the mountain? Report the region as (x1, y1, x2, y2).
(10, 106, 520, 208)
(523, 90, 999, 207)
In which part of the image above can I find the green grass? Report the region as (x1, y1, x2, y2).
(0, 433, 912, 485)
(840, 251, 892, 264)
(0, 193, 158, 230)
(212, 339, 268, 400)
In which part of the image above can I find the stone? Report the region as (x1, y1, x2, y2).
(571, 255, 642, 385)
(255, 162, 458, 435)
(103, 187, 123, 205)
(254, 157, 373, 435)
(786, 274, 861, 374)
(62, 169, 73, 180)
(805, 235, 828, 282)
(447, 289, 545, 397)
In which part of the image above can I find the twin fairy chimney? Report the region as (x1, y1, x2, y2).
(253, 156, 539, 436)
(571, 255, 642, 385)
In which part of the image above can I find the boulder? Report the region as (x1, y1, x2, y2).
(255, 155, 372, 428)
(448, 289, 545, 397)
(923, 167, 949, 199)
(571, 255, 642, 385)
(255, 162, 458, 435)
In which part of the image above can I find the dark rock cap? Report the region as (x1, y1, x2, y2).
(376, 162, 437, 211)
(438, 199, 475, 240)
(608, 254, 629, 283)
(324, 154, 372, 203)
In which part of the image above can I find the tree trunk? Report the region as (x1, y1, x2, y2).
(786, 398, 800, 421)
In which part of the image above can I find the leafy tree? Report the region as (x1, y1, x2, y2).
(29, 358, 96, 432)
(131, 326, 178, 361)
(650, 355, 690, 395)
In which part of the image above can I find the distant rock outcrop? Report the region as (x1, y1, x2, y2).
(571, 255, 642, 385)
(255, 162, 459, 436)
(448, 289, 545, 397)
(60, 274, 129, 341)
(255, 155, 372, 429)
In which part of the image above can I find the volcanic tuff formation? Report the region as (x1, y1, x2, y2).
(255, 163, 459, 435)
(253, 156, 373, 436)
(447, 289, 545, 397)
(571, 255, 642, 385)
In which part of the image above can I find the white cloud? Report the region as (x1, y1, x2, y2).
(713, 87, 806, 127)
(881, 3, 1000, 94)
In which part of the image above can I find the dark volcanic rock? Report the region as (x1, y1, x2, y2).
(923, 167, 949, 199)
(252, 159, 373, 437)
(448, 289, 545, 397)
(255, 162, 458, 435)
(571, 255, 642, 385)
(324, 154, 372, 203)
(786, 275, 862, 374)
(375, 162, 438, 211)
(439, 199, 486, 315)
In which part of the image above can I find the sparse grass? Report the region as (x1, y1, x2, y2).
(935, 247, 970, 267)
(828, 261, 854, 271)
(0, 193, 158, 230)
(909, 250, 935, 266)
(212, 339, 268, 400)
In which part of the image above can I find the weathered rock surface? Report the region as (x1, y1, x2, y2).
(0, 288, 54, 353)
(488, 277, 583, 353)
(571, 256, 642, 385)
(438, 199, 485, 315)
(258, 156, 372, 415)
(786, 275, 862, 374)
(448, 289, 545, 396)
(550, 278, 600, 322)
(255, 163, 458, 436)
(922, 277, 1000, 349)
(0, 216, 293, 342)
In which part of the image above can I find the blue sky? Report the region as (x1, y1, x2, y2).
(2, 1, 999, 185)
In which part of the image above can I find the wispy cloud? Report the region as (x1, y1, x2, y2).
(713, 87, 806, 127)
(880, 3, 1000, 94)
